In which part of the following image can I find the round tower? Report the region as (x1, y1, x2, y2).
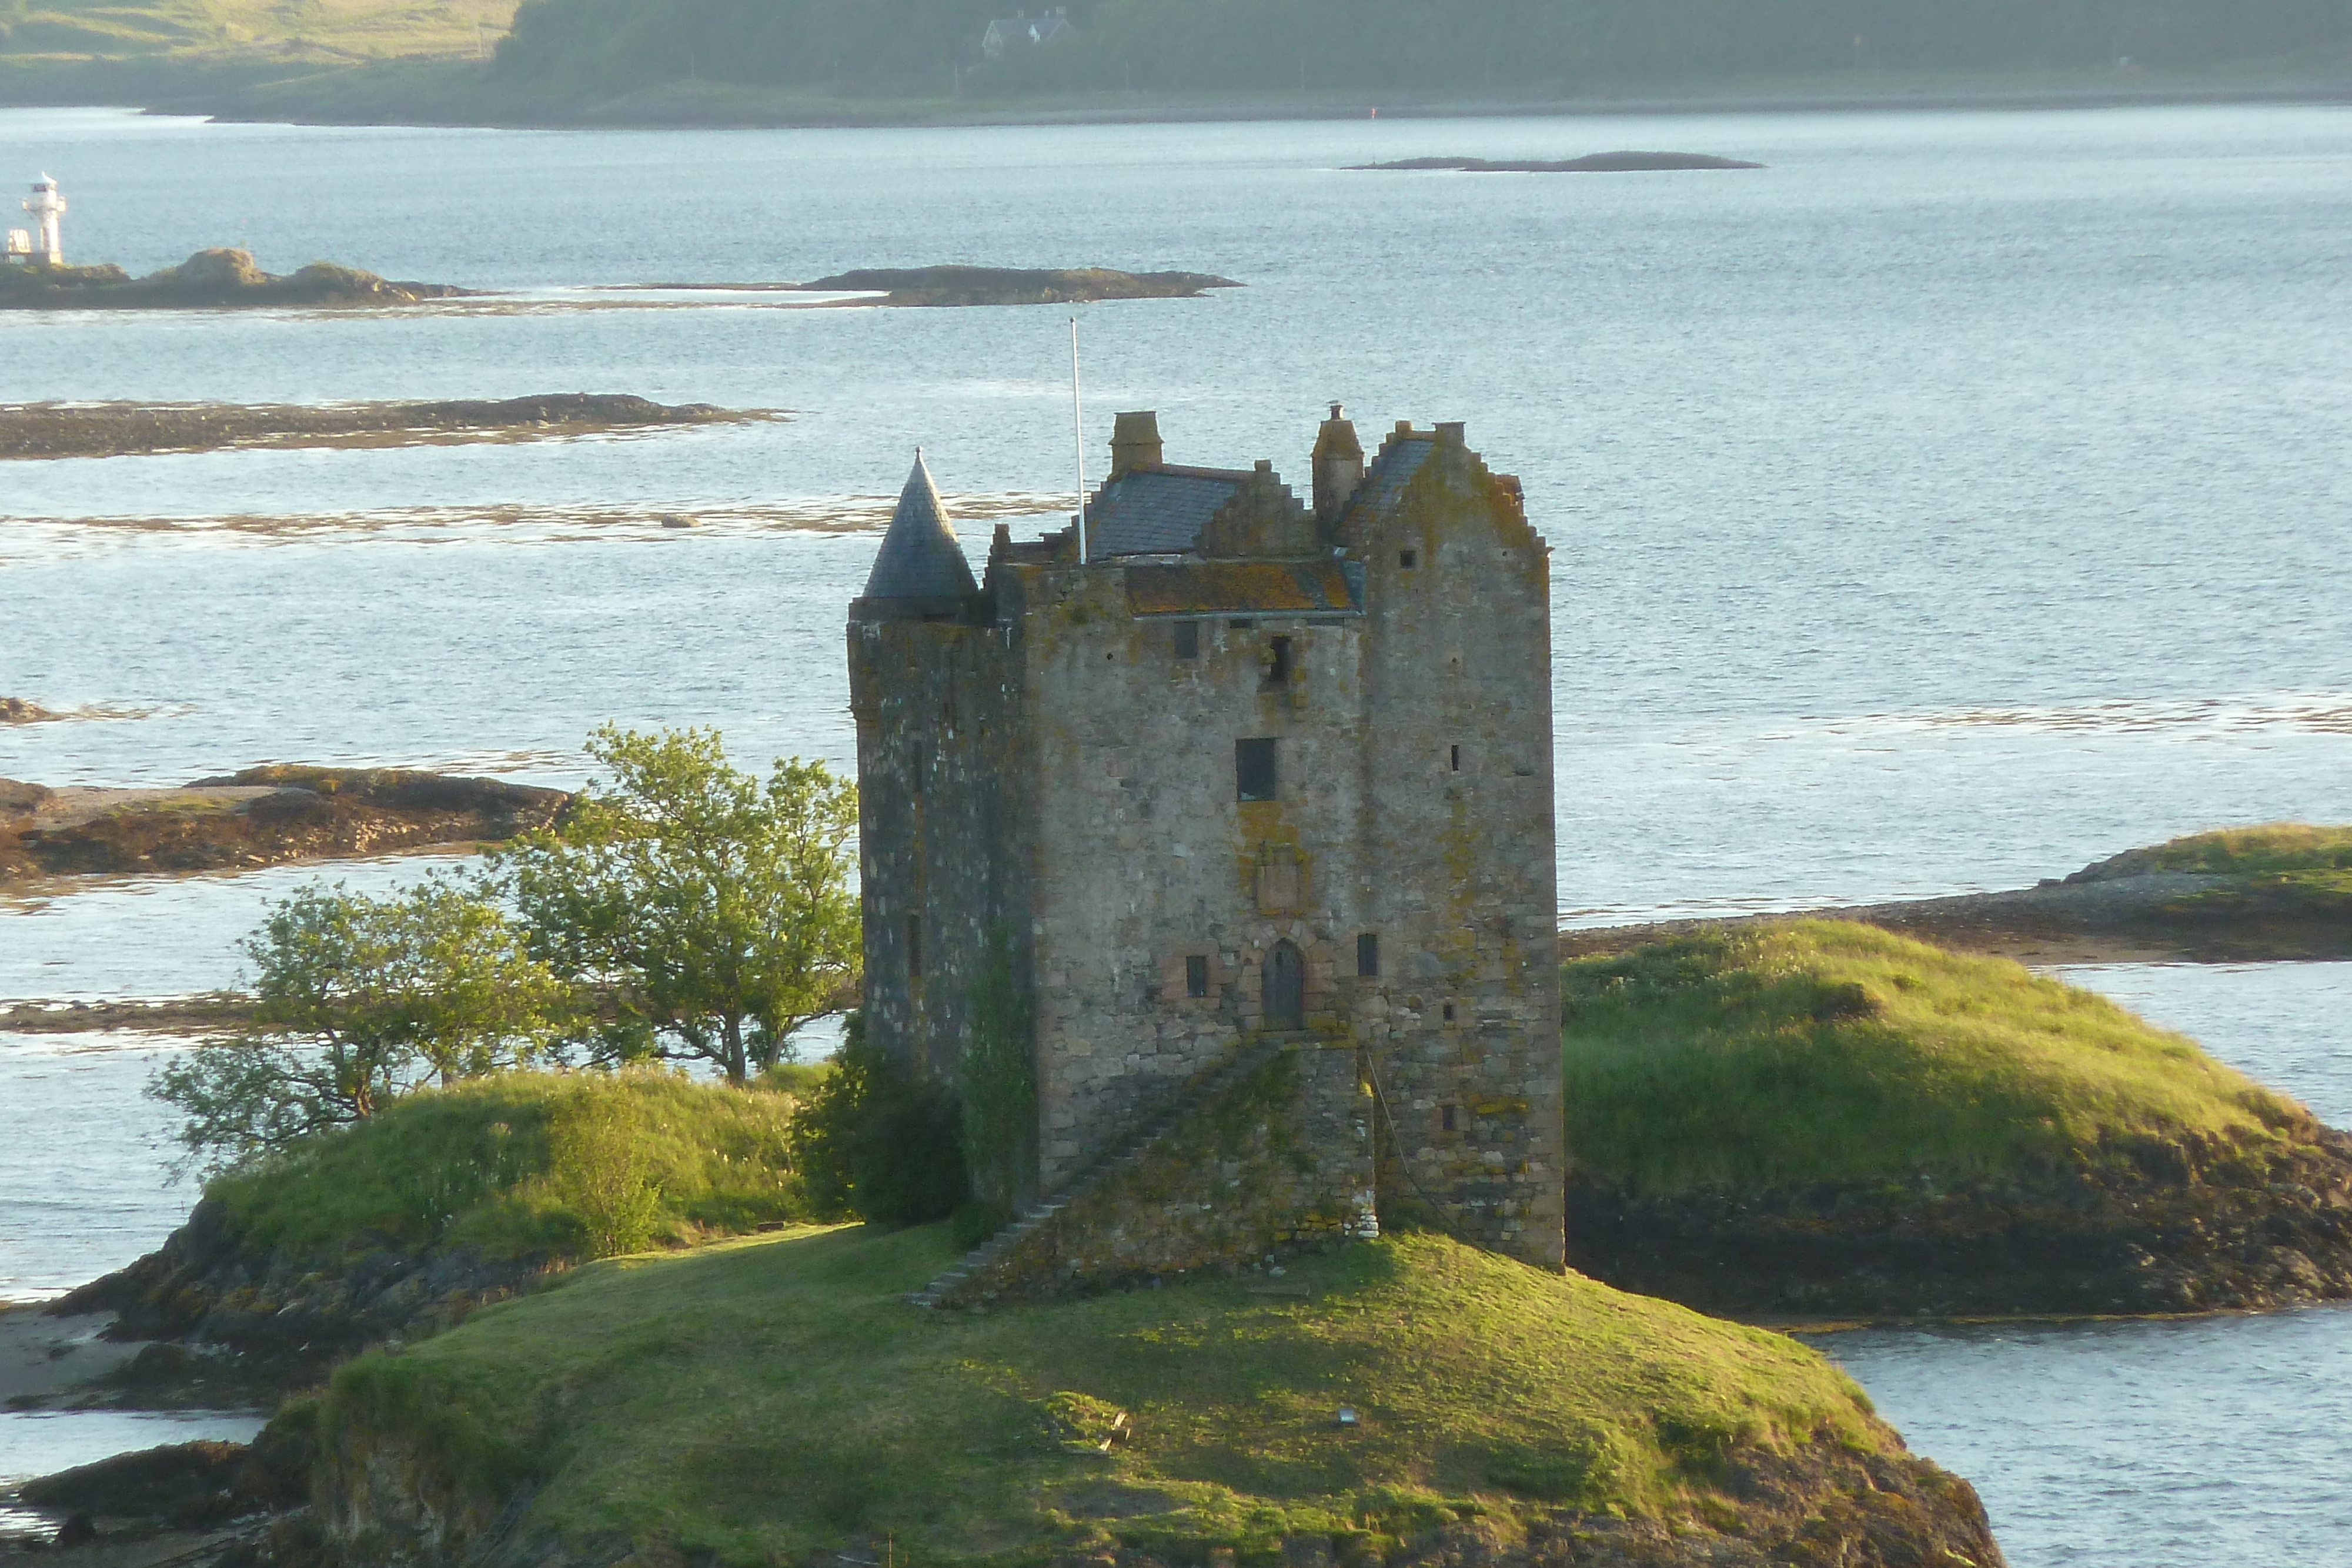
(23, 175, 65, 266)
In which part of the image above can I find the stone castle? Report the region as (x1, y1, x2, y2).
(846, 407, 1562, 1302)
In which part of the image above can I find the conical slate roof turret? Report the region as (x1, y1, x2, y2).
(856, 452, 980, 614)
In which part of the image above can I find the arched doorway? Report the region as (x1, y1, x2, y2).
(1264, 940, 1305, 1031)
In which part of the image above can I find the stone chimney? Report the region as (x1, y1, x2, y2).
(1110, 410, 1163, 477)
(1312, 403, 1364, 523)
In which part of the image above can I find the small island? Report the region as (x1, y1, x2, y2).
(1351, 152, 1765, 172)
(0, 247, 475, 309)
(621, 265, 1243, 307)
(1562, 920, 2352, 1319)
(14, 1076, 2003, 1566)
(0, 394, 775, 460)
(1562, 824, 2352, 963)
(0, 764, 570, 887)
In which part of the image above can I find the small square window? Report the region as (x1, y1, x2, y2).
(1357, 932, 1379, 978)
(1185, 955, 1210, 998)
(1399, 549, 1418, 569)
(1173, 621, 1200, 660)
(1441, 1002, 1456, 1023)
(1236, 737, 1278, 802)
(1266, 636, 1292, 687)
(1228, 617, 1255, 630)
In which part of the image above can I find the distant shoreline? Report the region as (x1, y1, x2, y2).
(4, 55, 2350, 131)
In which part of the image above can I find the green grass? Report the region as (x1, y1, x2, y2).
(1561, 920, 2316, 1198)
(2096, 823, 2352, 911)
(2110, 821, 2352, 878)
(0, 0, 516, 62)
(208, 1071, 811, 1263)
(323, 1225, 1885, 1563)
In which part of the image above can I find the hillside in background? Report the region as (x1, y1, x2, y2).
(0, 0, 514, 63)
(4, 0, 2350, 133)
(485, 0, 2352, 101)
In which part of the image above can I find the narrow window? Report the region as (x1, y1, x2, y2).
(1266, 636, 1293, 687)
(906, 915, 923, 980)
(1399, 548, 1418, 569)
(1449, 744, 1461, 773)
(1173, 620, 1200, 660)
(1228, 617, 1255, 630)
(1357, 932, 1379, 978)
(910, 740, 926, 795)
(1185, 955, 1210, 998)
(1440, 1104, 1458, 1133)
(1265, 940, 1305, 1030)
(1442, 1001, 1456, 1023)
(1235, 737, 1278, 802)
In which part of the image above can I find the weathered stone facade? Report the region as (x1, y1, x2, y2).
(847, 408, 1563, 1281)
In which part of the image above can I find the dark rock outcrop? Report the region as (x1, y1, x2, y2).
(1, 697, 61, 723)
(0, 765, 569, 886)
(0, 249, 475, 310)
(0, 395, 765, 459)
(794, 265, 1242, 306)
(1568, 1129, 2352, 1320)
(51, 1198, 553, 1397)
(19, 1433, 307, 1531)
(1354, 152, 1764, 172)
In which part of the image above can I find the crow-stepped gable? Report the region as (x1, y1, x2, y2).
(847, 408, 1562, 1304)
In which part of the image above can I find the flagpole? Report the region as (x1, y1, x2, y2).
(1071, 315, 1088, 566)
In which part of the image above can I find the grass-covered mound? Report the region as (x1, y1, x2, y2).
(1562, 921, 2352, 1319)
(318, 1226, 1999, 1568)
(64, 1072, 816, 1382)
(2074, 822, 2352, 938)
(2078, 821, 2352, 880)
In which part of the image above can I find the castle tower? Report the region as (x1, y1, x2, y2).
(21, 175, 64, 266)
(848, 410, 1564, 1286)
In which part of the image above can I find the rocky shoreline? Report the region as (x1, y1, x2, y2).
(33, 1198, 559, 1409)
(0, 249, 473, 311)
(1568, 1127, 2352, 1322)
(0, 765, 569, 887)
(1352, 152, 1763, 171)
(0, 395, 769, 460)
(1560, 864, 2352, 965)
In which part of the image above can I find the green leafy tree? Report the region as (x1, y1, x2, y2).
(502, 725, 860, 1085)
(152, 879, 573, 1168)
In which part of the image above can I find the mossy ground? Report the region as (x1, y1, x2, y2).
(1561, 919, 2314, 1198)
(209, 1070, 811, 1266)
(322, 1226, 1890, 1565)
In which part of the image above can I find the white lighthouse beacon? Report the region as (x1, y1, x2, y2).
(18, 174, 65, 266)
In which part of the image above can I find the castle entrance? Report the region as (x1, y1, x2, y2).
(1265, 940, 1304, 1030)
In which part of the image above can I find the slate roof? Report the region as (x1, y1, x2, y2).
(1084, 467, 1247, 557)
(862, 453, 978, 601)
(1347, 436, 1435, 521)
(1125, 560, 1363, 617)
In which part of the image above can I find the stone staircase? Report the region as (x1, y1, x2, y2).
(904, 1038, 1288, 1309)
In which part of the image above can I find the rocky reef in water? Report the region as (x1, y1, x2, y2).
(0, 394, 767, 459)
(0, 765, 569, 886)
(0, 248, 475, 309)
(789, 264, 1242, 306)
(1352, 152, 1764, 172)
(1560, 826, 2352, 964)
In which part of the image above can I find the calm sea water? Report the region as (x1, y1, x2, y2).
(2, 101, 2350, 1556)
